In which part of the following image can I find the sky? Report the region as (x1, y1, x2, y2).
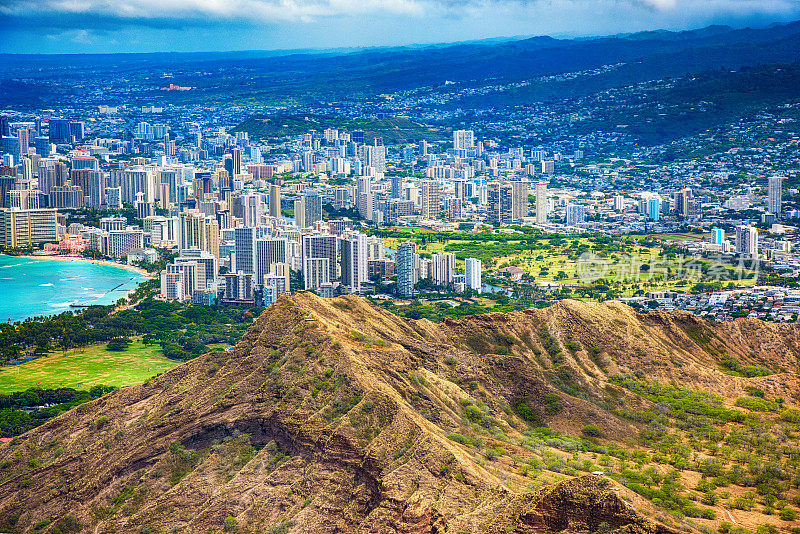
(0, 0, 799, 54)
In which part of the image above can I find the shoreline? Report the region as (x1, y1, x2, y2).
(4, 253, 152, 277)
(0, 253, 155, 323)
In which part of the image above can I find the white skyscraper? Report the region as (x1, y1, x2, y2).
(421, 180, 441, 220)
(432, 252, 456, 286)
(768, 176, 783, 217)
(453, 130, 475, 150)
(179, 210, 219, 258)
(304, 257, 331, 290)
(240, 192, 262, 227)
(535, 182, 548, 224)
(465, 258, 482, 293)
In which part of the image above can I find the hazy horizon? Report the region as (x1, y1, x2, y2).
(1, 0, 800, 54)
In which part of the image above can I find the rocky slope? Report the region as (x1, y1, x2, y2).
(0, 294, 798, 534)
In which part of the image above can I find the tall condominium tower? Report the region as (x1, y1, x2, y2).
(768, 176, 783, 217)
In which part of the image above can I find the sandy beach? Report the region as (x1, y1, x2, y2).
(13, 253, 153, 277)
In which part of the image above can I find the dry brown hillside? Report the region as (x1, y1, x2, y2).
(0, 295, 798, 534)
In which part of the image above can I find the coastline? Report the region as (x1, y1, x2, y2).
(5, 253, 152, 277)
(0, 253, 156, 322)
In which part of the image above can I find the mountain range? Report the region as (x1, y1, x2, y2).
(1, 294, 798, 533)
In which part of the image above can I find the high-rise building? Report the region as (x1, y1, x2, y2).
(161, 261, 206, 302)
(234, 226, 256, 276)
(487, 181, 527, 224)
(231, 147, 242, 177)
(711, 228, 725, 246)
(391, 176, 403, 199)
(177, 249, 218, 284)
(6, 189, 41, 211)
(35, 136, 51, 158)
(613, 194, 624, 212)
(83, 171, 106, 209)
(263, 273, 288, 307)
(109, 167, 156, 204)
(358, 192, 376, 221)
(49, 185, 85, 209)
(223, 272, 255, 304)
(99, 217, 126, 232)
(71, 156, 98, 171)
(674, 187, 692, 217)
(179, 210, 220, 258)
(647, 198, 661, 222)
(2, 136, 19, 159)
(566, 204, 586, 226)
(421, 180, 440, 220)
(432, 252, 456, 286)
(735, 225, 758, 258)
(105, 227, 144, 258)
(105, 187, 122, 209)
(0, 176, 14, 209)
(269, 184, 281, 218)
(69, 122, 85, 141)
(255, 237, 287, 287)
(768, 176, 783, 217)
(510, 180, 528, 222)
(339, 232, 368, 293)
(48, 119, 71, 143)
(240, 192, 262, 227)
(19, 157, 32, 181)
(17, 129, 29, 158)
(295, 192, 322, 229)
(303, 257, 331, 290)
(302, 233, 337, 284)
(686, 198, 702, 220)
(453, 130, 475, 150)
(396, 241, 417, 298)
(465, 258, 481, 293)
(360, 144, 386, 172)
(0, 208, 58, 247)
(270, 262, 291, 290)
(535, 182, 548, 224)
(486, 182, 501, 224)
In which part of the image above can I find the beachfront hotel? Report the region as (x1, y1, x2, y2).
(0, 208, 58, 248)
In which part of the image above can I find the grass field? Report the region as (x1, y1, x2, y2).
(492, 241, 755, 295)
(0, 339, 181, 394)
(384, 232, 756, 296)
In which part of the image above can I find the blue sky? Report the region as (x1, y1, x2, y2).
(1, 0, 799, 54)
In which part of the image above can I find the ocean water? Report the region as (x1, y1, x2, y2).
(0, 254, 147, 323)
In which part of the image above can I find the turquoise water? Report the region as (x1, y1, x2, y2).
(0, 254, 146, 323)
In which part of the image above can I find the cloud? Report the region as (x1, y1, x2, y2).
(638, 0, 678, 9)
(0, 0, 427, 24)
(1, 0, 798, 26)
(1, 0, 799, 53)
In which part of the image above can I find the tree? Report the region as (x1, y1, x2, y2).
(106, 337, 131, 352)
(582, 424, 601, 438)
